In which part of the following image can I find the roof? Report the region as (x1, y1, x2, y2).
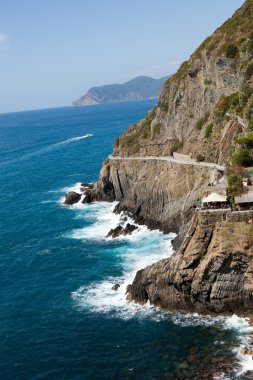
(235, 191, 253, 204)
(202, 193, 227, 203)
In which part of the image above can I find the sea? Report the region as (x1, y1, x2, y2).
(0, 99, 253, 380)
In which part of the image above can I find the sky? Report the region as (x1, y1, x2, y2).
(0, 0, 245, 113)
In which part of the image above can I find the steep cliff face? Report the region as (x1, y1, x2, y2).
(108, 158, 221, 237)
(127, 211, 253, 316)
(114, 0, 253, 164)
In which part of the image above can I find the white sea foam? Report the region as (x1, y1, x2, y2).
(68, 201, 175, 318)
(68, 201, 253, 376)
(223, 315, 253, 376)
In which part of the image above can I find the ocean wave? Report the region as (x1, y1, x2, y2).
(68, 202, 175, 318)
(68, 200, 253, 377)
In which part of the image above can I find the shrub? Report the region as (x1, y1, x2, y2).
(170, 139, 183, 155)
(231, 148, 253, 166)
(237, 133, 253, 149)
(141, 122, 151, 139)
(227, 174, 244, 199)
(196, 153, 205, 162)
(205, 123, 213, 138)
(214, 93, 240, 122)
(153, 124, 161, 136)
(225, 44, 239, 58)
(245, 63, 253, 80)
(204, 79, 213, 85)
(195, 112, 209, 130)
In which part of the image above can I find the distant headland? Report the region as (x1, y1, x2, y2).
(72, 75, 169, 106)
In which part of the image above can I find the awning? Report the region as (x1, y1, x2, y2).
(235, 192, 253, 204)
(202, 193, 227, 203)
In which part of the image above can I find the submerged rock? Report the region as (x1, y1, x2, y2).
(64, 191, 81, 205)
(111, 284, 120, 291)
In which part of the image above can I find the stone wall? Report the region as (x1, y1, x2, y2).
(197, 210, 253, 225)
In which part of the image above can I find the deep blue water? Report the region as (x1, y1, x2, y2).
(0, 100, 251, 380)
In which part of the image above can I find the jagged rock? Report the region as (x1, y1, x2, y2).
(124, 223, 138, 235)
(107, 225, 123, 238)
(188, 67, 199, 78)
(112, 284, 120, 291)
(64, 191, 81, 205)
(107, 223, 138, 239)
(127, 213, 253, 316)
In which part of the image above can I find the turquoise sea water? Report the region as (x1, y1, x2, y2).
(0, 100, 252, 379)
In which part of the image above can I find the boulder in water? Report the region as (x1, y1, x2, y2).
(107, 225, 123, 238)
(64, 191, 81, 205)
(112, 284, 120, 291)
(107, 223, 138, 239)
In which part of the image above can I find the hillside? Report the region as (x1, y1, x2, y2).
(72, 76, 168, 106)
(114, 0, 253, 165)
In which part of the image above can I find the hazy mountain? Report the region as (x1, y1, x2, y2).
(72, 76, 169, 106)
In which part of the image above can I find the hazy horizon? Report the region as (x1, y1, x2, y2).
(0, 0, 245, 113)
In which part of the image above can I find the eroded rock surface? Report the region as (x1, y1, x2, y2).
(127, 211, 253, 316)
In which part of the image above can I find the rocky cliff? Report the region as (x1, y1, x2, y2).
(69, 0, 253, 315)
(114, 0, 253, 163)
(91, 0, 253, 232)
(127, 211, 253, 316)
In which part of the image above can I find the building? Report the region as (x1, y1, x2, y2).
(235, 191, 253, 210)
(201, 193, 229, 209)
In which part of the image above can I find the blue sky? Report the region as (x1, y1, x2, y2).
(0, 0, 245, 113)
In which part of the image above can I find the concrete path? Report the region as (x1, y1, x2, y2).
(108, 155, 225, 172)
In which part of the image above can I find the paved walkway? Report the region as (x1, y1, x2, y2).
(108, 155, 225, 172)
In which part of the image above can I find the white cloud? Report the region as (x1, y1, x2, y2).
(132, 60, 181, 78)
(0, 33, 10, 44)
(166, 60, 180, 67)
(0, 33, 11, 58)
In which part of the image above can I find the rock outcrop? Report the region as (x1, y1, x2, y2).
(64, 191, 81, 205)
(81, 161, 116, 204)
(127, 211, 253, 316)
(107, 223, 138, 238)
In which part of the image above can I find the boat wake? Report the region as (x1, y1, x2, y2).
(1, 134, 93, 166)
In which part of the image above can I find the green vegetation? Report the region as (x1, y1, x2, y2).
(227, 174, 244, 200)
(205, 123, 213, 138)
(141, 121, 151, 139)
(237, 133, 253, 149)
(204, 79, 213, 86)
(170, 139, 183, 155)
(196, 153, 205, 162)
(214, 92, 243, 122)
(225, 44, 239, 58)
(231, 148, 253, 166)
(153, 123, 161, 137)
(195, 112, 210, 130)
(158, 101, 169, 113)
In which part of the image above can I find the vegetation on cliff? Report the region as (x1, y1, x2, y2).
(114, 0, 253, 163)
